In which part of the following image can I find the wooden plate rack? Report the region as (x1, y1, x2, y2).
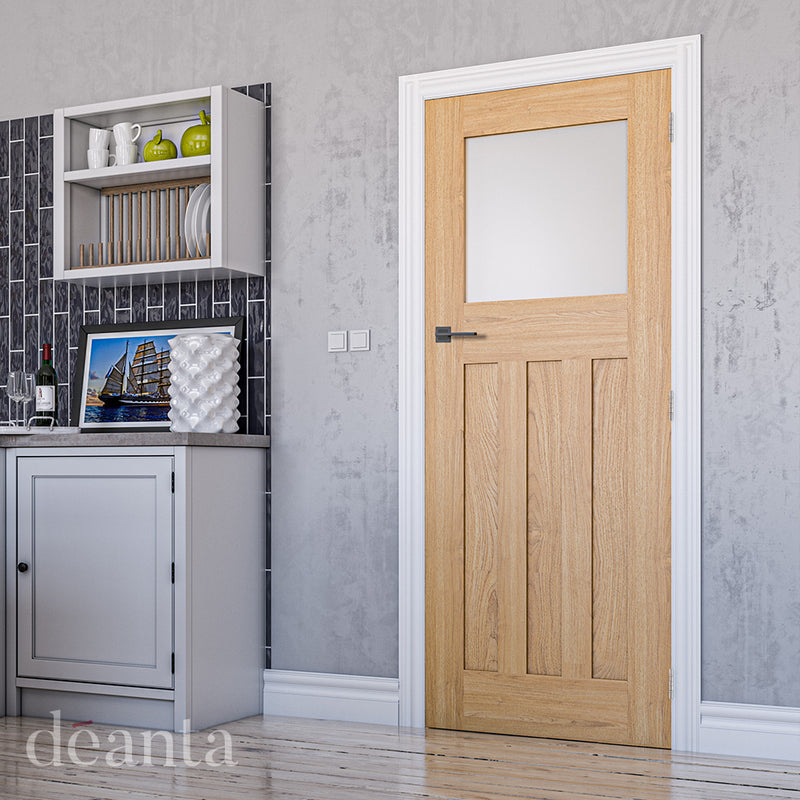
(77, 177, 211, 268)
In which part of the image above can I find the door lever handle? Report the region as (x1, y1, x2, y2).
(435, 326, 478, 343)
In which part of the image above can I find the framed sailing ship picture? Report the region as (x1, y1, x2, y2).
(72, 317, 244, 431)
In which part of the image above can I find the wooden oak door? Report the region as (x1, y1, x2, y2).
(425, 71, 671, 747)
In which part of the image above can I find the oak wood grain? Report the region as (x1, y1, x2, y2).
(424, 93, 465, 730)
(425, 70, 672, 747)
(497, 359, 528, 675)
(626, 68, 672, 749)
(592, 357, 629, 681)
(560, 357, 593, 681)
(463, 363, 499, 672)
(460, 74, 630, 137)
(526, 360, 563, 677)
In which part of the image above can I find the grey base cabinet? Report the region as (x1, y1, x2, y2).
(5, 444, 266, 732)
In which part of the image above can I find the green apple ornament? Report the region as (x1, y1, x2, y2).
(180, 110, 211, 157)
(143, 129, 178, 162)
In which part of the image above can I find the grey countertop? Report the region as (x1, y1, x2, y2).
(0, 429, 269, 448)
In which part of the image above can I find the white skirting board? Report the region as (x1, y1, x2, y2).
(699, 702, 800, 762)
(261, 676, 800, 761)
(262, 670, 400, 726)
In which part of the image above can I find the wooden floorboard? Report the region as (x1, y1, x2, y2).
(0, 715, 796, 799)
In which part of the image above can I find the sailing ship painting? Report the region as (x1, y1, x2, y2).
(98, 340, 171, 408)
(82, 335, 175, 426)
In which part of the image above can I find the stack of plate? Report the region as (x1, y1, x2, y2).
(184, 183, 211, 257)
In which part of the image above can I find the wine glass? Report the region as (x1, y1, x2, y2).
(6, 371, 26, 426)
(20, 373, 35, 429)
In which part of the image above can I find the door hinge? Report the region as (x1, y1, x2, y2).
(171, 653, 175, 674)
(669, 668, 674, 700)
(171, 562, 175, 584)
(669, 112, 674, 143)
(171, 472, 175, 493)
(669, 390, 674, 421)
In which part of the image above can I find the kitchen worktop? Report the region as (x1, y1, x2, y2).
(0, 430, 269, 448)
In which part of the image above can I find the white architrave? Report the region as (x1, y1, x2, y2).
(398, 36, 702, 751)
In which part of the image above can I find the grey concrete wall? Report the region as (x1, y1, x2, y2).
(1, 0, 798, 705)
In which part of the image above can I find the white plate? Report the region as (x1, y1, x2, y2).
(195, 186, 211, 257)
(183, 183, 207, 257)
(192, 183, 211, 256)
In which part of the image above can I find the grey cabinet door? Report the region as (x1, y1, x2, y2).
(16, 456, 174, 689)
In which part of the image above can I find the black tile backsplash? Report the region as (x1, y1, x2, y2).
(197, 278, 213, 319)
(0, 177, 8, 247)
(115, 284, 130, 309)
(147, 282, 163, 308)
(39, 207, 53, 278)
(10, 212, 23, 278)
(24, 173, 38, 243)
(24, 244, 37, 313)
(84, 284, 99, 312)
(10, 141, 23, 212)
(39, 135, 53, 208)
(0, 82, 272, 659)
(39, 114, 53, 138)
(131, 284, 146, 323)
(180, 279, 195, 305)
(0, 120, 8, 177)
(213, 278, 230, 303)
(24, 117, 38, 174)
(0, 251, 6, 313)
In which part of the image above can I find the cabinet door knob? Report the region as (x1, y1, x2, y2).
(17, 562, 29, 573)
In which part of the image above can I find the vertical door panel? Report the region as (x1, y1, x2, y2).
(592, 358, 629, 681)
(463, 363, 499, 673)
(16, 456, 174, 689)
(526, 361, 562, 678)
(560, 357, 593, 681)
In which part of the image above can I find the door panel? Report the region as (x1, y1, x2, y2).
(463, 362, 499, 673)
(526, 360, 562, 678)
(592, 357, 628, 682)
(425, 71, 671, 747)
(17, 456, 174, 689)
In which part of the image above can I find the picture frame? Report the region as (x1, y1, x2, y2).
(72, 316, 245, 432)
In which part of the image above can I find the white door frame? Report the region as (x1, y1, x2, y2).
(398, 36, 702, 751)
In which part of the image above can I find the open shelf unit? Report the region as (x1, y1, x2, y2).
(54, 86, 266, 288)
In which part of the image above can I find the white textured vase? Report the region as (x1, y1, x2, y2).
(168, 333, 241, 433)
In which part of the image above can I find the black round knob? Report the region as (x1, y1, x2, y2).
(17, 562, 29, 573)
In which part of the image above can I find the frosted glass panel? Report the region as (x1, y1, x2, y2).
(466, 121, 627, 303)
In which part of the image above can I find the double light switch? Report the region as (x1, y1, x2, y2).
(328, 330, 370, 353)
(328, 329, 369, 353)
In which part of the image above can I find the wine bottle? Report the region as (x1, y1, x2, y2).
(34, 343, 58, 426)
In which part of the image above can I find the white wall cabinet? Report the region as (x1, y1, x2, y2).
(54, 85, 266, 287)
(5, 444, 266, 732)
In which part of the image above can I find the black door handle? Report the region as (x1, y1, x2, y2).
(435, 326, 478, 343)
(17, 562, 29, 573)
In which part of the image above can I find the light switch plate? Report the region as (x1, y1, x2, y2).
(349, 329, 370, 351)
(328, 331, 348, 352)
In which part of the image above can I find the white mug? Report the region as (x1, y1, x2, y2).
(88, 127, 110, 149)
(113, 121, 142, 146)
(87, 148, 116, 169)
(115, 143, 139, 166)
